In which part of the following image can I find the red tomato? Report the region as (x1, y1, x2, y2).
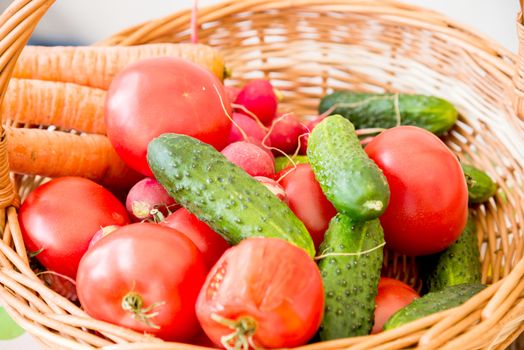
(162, 208, 230, 269)
(191, 329, 220, 348)
(196, 238, 324, 349)
(365, 126, 468, 256)
(279, 164, 337, 250)
(77, 223, 207, 341)
(19, 177, 129, 278)
(105, 57, 232, 176)
(372, 277, 419, 333)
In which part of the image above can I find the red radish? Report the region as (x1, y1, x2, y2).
(267, 113, 308, 155)
(249, 137, 274, 161)
(221, 141, 275, 177)
(255, 176, 288, 203)
(162, 208, 229, 268)
(89, 225, 121, 249)
(126, 178, 176, 221)
(234, 79, 278, 125)
(278, 164, 337, 250)
(225, 86, 241, 104)
(228, 112, 267, 145)
(300, 116, 326, 154)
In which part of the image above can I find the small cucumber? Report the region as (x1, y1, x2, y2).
(423, 214, 481, 292)
(274, 155, 309, 173)
(319, 91, 458, 135)
(307, 115, 390, 221)
(318, 214, 384, 340)
(148, 134, 315, 257)
(384, 283, 485, 330)
(462, 164, 497, 204)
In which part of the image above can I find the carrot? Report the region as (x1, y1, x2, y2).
(6, 127, 142, 189)
(2, 79, 106, 134)
(13, 43, 225, 89)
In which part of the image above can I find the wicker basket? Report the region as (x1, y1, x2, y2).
(0, 0, 524, 349)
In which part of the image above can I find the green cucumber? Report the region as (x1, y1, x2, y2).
(147, 134, 315, 257)
(462, 164, 497, 204)
(307, 115, 390, 221)
(319, 91, 458, 135)
(384, 283, 485, 330)
(318, 214, 384, 340)
(274, 155, 309, 172)
(423, 214, 481, 292)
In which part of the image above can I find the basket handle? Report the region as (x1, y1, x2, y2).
(514, 3, 524, 120)
(0, 0, 55, 208)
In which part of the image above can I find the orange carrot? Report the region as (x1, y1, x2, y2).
(13, 43, 225, 89)
(2, 79, 106, 134)
(6, 127, 142, 189)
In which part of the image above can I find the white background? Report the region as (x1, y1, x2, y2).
(0, 0, 520, 349)
(15, 0, 521, 51)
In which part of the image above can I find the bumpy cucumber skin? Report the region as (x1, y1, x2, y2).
(462, 164, 497, 204)
(147, 134, 315, 257)
(307, 115, 390, 221)
(384, 283, 485, 330)
(318, 214, 384, 340)
(424, 215, 481, 292)
(319, 91, 458, 135)
(274, 155, 309, 173)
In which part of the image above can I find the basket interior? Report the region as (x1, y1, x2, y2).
(100, 4, 524, 289)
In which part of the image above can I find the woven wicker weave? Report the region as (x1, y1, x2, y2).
(0, 0, 523, 349)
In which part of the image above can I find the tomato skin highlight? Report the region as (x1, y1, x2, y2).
(365, 126, 468, 256)
(105, 57, 232, 176)
(196, 237, 324, 349)
(279, 164, 337, 250)
(19, 177, 129, 279)
(162, 208, 230, 269)
(372, 277, 420, 333)
(77, 223, 207, 341)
